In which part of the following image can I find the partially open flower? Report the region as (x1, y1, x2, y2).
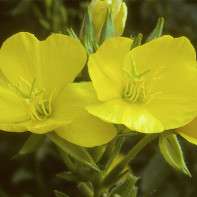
(87, 36, 197, 133)
(90, 0, 127, 42)
(0, 32, 116, 147)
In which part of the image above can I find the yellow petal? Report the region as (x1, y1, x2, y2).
(26, 119, 69, 134)
(178, 118, 197, 145)
(53, 82, 117, 147)
(146, 64, 197, 129)
(0, 122, 27, 132)
(86, 99, 164, 133)
(113, 2, 127, 37)
(143, 42, 197, 129)
(0, 118, 68, 134)
(0, 32, 87, 98)
(0, 86, 28, 125)
(90, 0, 107, 41)
(127, 35, 196, 84)
(88, 37, 133, 101)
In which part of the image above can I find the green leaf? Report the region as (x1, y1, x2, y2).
(57, 171, 78, 182)
(47, 132, 100, 171)
(146, 17, 164, 42)
(54, 190, 70, 197)
(11, 134, 45, 160)
(100, 8, 114, 45)
(159, 131, 191, 177)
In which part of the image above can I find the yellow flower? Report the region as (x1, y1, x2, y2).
(90, 0, 127, 41)
(87, 36, 197, 133)
(0, 32, 116, 147)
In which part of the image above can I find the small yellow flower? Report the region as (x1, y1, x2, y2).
(90, 0, 127, 41)
(87, 36, 197, 133)
(0, 32, 116, 147)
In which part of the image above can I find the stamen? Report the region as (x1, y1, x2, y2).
(122, 55, 151, 103)
(137, 68, 151, 79)
(48, 91, 54, 114)
(15, 78, 53, 121)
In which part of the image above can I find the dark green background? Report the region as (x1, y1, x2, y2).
(0, 0, 197, 196)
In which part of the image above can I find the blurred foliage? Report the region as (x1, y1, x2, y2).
(0, 0, 197, 196)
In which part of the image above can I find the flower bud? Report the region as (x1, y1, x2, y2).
(90, 0, 127, 42)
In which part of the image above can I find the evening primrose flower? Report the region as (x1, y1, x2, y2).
(90, 0, 127, 41)
(0, 32, 116, 147)
(87, 36, 197, 133)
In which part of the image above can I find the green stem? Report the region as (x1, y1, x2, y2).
(104, 136, 125, 173)
(100, 137, 116, 167)
(103, 134, 159, 187)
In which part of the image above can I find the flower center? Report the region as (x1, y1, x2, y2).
(123, 55, 151, 103)
(15, 78, 53, 121)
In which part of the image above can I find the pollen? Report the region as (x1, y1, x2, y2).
(15, 78, 53, 121)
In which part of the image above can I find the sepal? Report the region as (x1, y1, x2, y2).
(130, 33, 143, 50)
(80, 6, 96, 55)
(159, 131, 191, 177)
(11, 133, 45, 160)
(100, 8, 114, 45)
(67, 28, 79, 41)
(146, 17, 164, 42)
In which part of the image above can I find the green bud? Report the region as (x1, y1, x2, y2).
(100, 8, 114, 45)
(159, 131, 191, 177)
